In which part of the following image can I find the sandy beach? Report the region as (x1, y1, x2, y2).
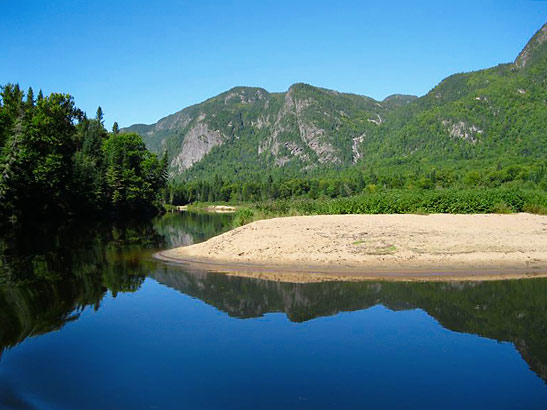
(156, 213, 547, 282)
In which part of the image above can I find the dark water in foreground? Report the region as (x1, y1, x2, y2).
(0, 213, 546, 410)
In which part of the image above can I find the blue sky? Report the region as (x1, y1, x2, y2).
(1, 0, 546, 128)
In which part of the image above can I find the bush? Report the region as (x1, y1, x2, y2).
(233, 207, 255, 227)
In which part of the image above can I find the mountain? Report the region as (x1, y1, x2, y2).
(516, 23, 547, 69)
(362, 23, 547, 166)
(124, 22, 547, 181)
(124, 85, 417, 179)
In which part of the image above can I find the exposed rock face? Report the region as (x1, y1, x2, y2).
(352, 133, 365, 163)
(292, 94, 339, 164)
(264, 87, 340, 165)
(256, 84, 370, 167)
(171, 122, 225, 172)
(442, 120, 483, 143)
(224, 88, 267, 104)
(282, 142, 310, 162)
(367, 114, 383, 125)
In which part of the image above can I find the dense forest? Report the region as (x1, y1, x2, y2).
(0, 84, 167, 223)
(167, 160, 547, 205)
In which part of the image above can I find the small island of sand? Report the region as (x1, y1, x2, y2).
(156, 213, 547, 282)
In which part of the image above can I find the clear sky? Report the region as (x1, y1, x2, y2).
(1, 0, 546, 128)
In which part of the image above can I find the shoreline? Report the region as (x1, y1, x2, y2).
(156, 213, 547, 283)
(172, 205, 237, 213)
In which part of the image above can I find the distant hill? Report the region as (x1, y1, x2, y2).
(362, 22, 547, 166)
(124, 22, 547, 181)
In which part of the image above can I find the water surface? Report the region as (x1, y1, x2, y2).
(0, 212, 546, 409)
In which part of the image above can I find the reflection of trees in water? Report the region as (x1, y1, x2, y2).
(152, 268, 547, 383)
(2, 211, 545, 384)
(153, 212, 233, 248)
(0, 212, 232, 358)
(0, 220, 162, 355)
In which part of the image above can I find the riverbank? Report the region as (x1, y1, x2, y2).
(156, 213, 547, 282)
(166, 204, 237, 213)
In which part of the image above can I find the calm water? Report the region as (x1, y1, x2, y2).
(0, 213, 546, 410)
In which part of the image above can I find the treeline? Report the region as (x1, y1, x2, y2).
(0, 84, 167, 223)
(167, 160, 547, 205)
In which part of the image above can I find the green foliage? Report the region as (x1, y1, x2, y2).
(125, 23, 547, 209)
(226, 188, 547, 226)
(0, 89, 82, 216)
(232, 207, 255, 227)
(103, 132, 167, 212)
(166, 155, 547, 208)
(0, 84, 167, 222)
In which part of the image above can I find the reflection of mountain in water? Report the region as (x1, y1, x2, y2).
(151, 267, 547, 383)
(1, 211, 545, 384)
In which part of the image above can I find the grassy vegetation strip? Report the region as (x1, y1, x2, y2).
(232, 188, 547, 227)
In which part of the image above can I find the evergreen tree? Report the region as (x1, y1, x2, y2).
(96, 106, 104, 125)
(26, 87, 35, 108)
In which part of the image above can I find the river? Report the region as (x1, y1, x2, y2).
(0, 212, 546, 409)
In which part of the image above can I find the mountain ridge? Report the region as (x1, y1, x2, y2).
(123, 22, 547, 181)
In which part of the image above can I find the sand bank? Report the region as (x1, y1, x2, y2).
(205, 205, 236, 213)
(156, 214, 547, 282)
(173, 205, 236, 213)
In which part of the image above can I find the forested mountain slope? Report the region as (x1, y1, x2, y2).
(363, 23, 547, 166)
(124, 85, 416, 180)
(125, 22, 547, 182)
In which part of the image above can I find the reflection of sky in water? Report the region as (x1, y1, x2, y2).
(1, 278, 546, 410)
(0, 212, 546, 409)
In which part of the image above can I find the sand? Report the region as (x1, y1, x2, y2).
(156, 213, 547, 282)
(173, 205, 236, 213)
